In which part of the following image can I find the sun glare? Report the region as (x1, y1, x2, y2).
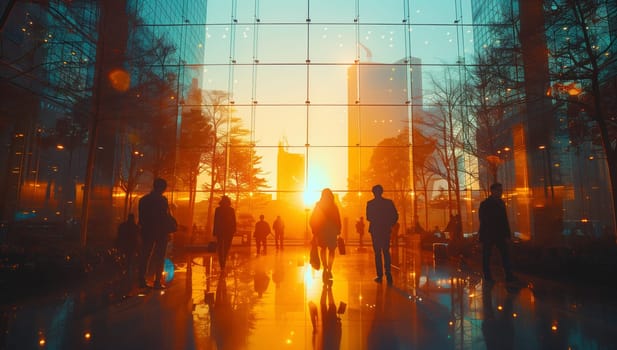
(303, 167, 331, 206)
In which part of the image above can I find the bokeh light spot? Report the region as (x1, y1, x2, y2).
(108, 69, 130, 91)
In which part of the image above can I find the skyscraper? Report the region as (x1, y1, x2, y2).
(347, 57, 422, 193)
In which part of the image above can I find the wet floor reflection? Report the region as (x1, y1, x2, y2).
(309, 284, 343, 350)
(2, 241, 617, 349)
(481, 282, 515, 350)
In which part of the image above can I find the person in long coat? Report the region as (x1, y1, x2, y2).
(213, 195, 237, 271)
(478, 182, 516, 283)
(366, 184, 399, 285)
(138, 178, 171, 289)
(310, 188, 342, 283)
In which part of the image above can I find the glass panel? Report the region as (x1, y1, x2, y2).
(355, 106, 409, 147)
(305, 147, 348, 195)
(310, 2, 356, 23)
(254, 65, 307, 104)
(407, 0, 460, 24)
(409, 24, 467, 65)
(355, 63, 410, 104)
(228, 65, 253, 103)
(230, 24, 257, 64)
(253, 106, 307, 148)
(235, 1, 257, 23)
(206, 0, 233, 24)
(259, 0, 308, 23)
(308, 24, 356, 63)
(308, 65, 352, 105)
(257, 24, 308, 63)
(202, 64, 230, 91)
(205, 25, 233, 64)
(183, 26, 206, 65)
(359, 0, 407, 23)
(307, 107, 348, 146)
(357, 24, 407, 63)
(252, 145, 283, 194)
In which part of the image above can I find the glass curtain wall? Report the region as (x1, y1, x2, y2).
(190, 0, 475, 239)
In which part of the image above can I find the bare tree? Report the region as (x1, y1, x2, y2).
(115, 130, 144, 218)
(426, 69, 467, 239)
(200, 90, 268, 236)
(544, 1, 617, 227)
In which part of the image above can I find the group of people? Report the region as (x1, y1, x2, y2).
(122, 178, 516, 290)
(209, 184, 401, 285)
(252, 214, 286, 256)
(212, 198, 286, 270)
(309, 185, 399, 285)
(308, 181, 517, 286)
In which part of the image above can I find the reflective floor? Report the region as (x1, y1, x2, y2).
(2, 238, 617, 350)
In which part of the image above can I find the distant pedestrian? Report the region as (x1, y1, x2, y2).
(355, 216, 365, 248)
(310, 188, 342, 283)
(366, 184, 399, 285)
(445, 213, 463, 241)
(478, 182, 516, 283)
(138, 178, 172, 289)
(213, 195, 236, 272)
(115, 213, 140, 275)
(273, 215, 285, 250)
(254, 214, 271, 256)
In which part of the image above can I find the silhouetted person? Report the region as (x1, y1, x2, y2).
(254, 214, 271, 256)
(445, 214, 453, 238)
(366, 184, 399, 285)
(273, 215, 285, 250)
(115, 213, 140, 276)
(213, 195, 236, 272)
(138, 178, 171, 289)
(355, 216, 365, 249)
(479, 182, 516, 283)
(310, 188, 342, 283)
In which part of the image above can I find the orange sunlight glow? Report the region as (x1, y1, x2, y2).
(303, 167, 331, 207)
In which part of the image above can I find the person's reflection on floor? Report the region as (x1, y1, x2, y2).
(481, 283, 515, 350)
(311, 284, 342, 350)
(367, 285, 399, 350)
(254, 265, 270, 298)
(211, 275, 235, 349)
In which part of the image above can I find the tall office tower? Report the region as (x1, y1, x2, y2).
(85, 0, 207, 235)
(0, 1, 99, 222)
(347, 56, 422, 193)
(276, 141, 305, 207)
(471, 0, 617, 240)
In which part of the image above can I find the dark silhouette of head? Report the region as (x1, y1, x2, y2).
(490, 183, 503, 198)
(320, 188, 334, 202)
(372, 184, 384, 197)
(219, 195, 231, 206)
(153, 178, 167, 193)
(259, 214, 265, 220)
(127, 213, 135, 222)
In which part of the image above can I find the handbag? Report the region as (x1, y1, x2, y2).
(310, 238, 321, 270)
(337, 236, 346, 255)
(164, 213, 178, 233)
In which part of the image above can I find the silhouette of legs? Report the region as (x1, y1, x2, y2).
(371, 233, 393, 284)
(482, 240, 514, 282)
